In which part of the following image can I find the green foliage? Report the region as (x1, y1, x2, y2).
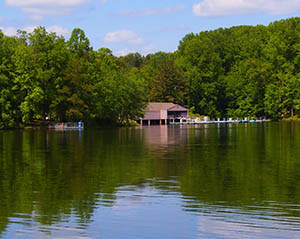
(1, 18, 300, 128)
(140, 52, 187, 106)
(176, 17, 300, 119)
(93, 64, 146, 124)
(0, 27, 148, 128)
(67, 28, 91, 57)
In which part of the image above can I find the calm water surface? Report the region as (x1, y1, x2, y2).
(1, 122, 300, 238)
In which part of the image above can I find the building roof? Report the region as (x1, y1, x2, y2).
(146, 102, 188, 111)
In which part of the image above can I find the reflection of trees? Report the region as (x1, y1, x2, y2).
(0, 129, 147, 235)
(1, 123, 300, 235)
(0, 127, 189, 235)
(179, 122, 300, 217)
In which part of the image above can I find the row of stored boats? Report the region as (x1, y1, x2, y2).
(170, 117, 269, 125)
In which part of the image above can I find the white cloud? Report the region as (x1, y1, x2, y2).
(0, 16, 4, 22)
(115, 48, 133, 56)
(142, 44, 156, 55)
(24, 25, 69, 37)
(47, 25, 70, 36)
(117, 4, 185, 17)
(5, 0, 89, 7)
(5, 0, 90, 18)
(104, 30, 145, 45)
(100, 0, 107, 4)
(0, 26, 17, 36)
(193, 0, 300, 17)
(23, 7, 72, 15)
(0, 25, 69, 37)
(23, 26, 37, 33)
(115, 45, 156, 56)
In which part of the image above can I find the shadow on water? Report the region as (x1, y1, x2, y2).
(1, 122, 300, 238)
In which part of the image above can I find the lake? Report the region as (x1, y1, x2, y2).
(1, 122, 300, 238)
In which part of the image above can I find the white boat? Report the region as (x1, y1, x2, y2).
(48, 122, 84, 130)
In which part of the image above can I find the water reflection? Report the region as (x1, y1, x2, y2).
(1, 123, 300, 238)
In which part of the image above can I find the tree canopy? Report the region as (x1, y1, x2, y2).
(1, 18, 300, 128)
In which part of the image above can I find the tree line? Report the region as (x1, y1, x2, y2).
(0, 27, 147, 128)
(1, 17, 300, 128)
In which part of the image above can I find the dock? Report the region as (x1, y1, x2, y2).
(169, 117, 269, 125)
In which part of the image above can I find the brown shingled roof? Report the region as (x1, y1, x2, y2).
(146, 102, 187, 111)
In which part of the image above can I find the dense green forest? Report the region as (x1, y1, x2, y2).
(1, 17, 300, 128)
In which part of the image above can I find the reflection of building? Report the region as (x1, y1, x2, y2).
(140, 125, 189, 146)
(139, 102, 189, 125)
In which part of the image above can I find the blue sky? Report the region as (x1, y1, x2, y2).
(0, 0, 300, 56)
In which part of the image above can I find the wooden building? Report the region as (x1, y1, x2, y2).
(139, 102, 189, 125)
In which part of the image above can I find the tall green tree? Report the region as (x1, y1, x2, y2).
(13, 27, 69, 123)
(0, 32, 19, 128)
(67, 28, 91, 57)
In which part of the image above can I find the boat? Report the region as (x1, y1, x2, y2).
(48, 122, 84, 130)
(169, 117, 269, 125)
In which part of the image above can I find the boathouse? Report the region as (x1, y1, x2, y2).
(140, 102, 189, 125)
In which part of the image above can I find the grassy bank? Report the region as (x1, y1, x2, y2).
(282, 116, 300, 121)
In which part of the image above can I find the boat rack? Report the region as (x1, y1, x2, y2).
(170, 117, 268, 125)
